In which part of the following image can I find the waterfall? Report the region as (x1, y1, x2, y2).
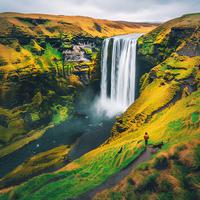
(96, 34, 141, 117)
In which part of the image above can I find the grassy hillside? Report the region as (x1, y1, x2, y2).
(0, 12, 157, 158)
(0, 13, 199, 200)
(95, 13, 200, 199)
(0, 12, 157, 38)
(0, 145, 71, 189)
(94, 140, 200, 200)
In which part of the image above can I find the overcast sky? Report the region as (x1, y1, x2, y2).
(0, 0, 199, 22)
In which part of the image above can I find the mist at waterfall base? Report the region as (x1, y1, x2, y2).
(0, 86, 115, 177)
(95, 34, 141, 118)
(0, 33, 140, 178)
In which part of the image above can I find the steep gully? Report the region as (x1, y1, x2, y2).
(0, 34, 141, 180)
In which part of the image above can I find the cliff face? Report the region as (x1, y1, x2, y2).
(113, 13, 200, 136)
(0, 13, 157, 157)
(0, 14, 198, 200)
(95, 13, 200, 199)
(135, 13, 200, 97)
(0, 32, 102, 156)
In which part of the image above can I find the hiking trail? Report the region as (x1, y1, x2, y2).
(74, 146, 155, 200)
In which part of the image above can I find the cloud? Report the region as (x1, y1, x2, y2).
(0, 0, 199, 22)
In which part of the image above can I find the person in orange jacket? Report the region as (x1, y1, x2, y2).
(144, 132, 149, 146)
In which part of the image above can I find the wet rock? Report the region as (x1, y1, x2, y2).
(0, 115, 8, 127)
(178, 40, 200, 57)
(115, 122, 128, 133)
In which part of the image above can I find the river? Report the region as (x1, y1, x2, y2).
(0, 33, 140, 178)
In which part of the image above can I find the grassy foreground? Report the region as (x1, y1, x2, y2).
(94, 139, 200, 200)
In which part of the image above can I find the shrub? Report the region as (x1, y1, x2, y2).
(170, 145, 186, 160)
(174, 189, 196, 200)
(109, 191, 122, 200)
(126, 184, 137, 200)
(139, 192, 152, 200)
(137, 162, 149, 170)
(157, 192, 173, 200)
(159, 179, 173, 192)
(193, 144, 200, 170)
(185, 174, 200, 191)
(136, 172, 159, 192)
(127, 177, 135, 185)
(153, 156, 169, 170)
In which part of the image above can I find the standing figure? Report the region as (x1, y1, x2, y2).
(144, 132, 149, 146)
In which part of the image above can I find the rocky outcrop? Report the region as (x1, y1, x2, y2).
(0, 14, 198, 200)
(135, 14, 200, 97)
(0, 12, 155, 157)
(0, 34, 101, 151)
(0, 28, 102, 154)
(113, 13, 200, 137)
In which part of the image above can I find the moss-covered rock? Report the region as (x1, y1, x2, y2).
(135, 13, 200, 97)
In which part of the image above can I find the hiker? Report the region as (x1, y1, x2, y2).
(144, 132, 149, 146)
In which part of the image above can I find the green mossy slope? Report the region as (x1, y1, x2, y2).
(0, 13, 199, 200)
(0, 13, 157, 157)
(94, 140, 200, 200)
(0, 145, 70, 190)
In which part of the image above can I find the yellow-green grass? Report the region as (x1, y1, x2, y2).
(0, 42, 63, 79)
(94, 139, 200, 200)
(137, 13, 200, 67)
(0, 103, 42, 144)
(0, 41, 73, 153)
(0, 90, 48, 145)
(0, 90, 73, 157)
(0, 13, 157, 83)
(0, 13, 157, 38)
(0, 124, 53, 159)
(138, 13, 200, 47)
(0, 138, 145, 199)
(155, 53, 200, 80)
(0, 12, 157, 156)
(0, 13, 199, 200)
(115, 53, 199, 137)
(0, 145, 70, 190)
(0, 86, 199, 199)
(0, 43, 199, 199)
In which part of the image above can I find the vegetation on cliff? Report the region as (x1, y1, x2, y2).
(0, 13, 199, 200)
(0, 13, 157, 157)
(95, 13, 200, 199)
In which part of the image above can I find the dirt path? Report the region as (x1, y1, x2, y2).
(74, 147, 154, 200)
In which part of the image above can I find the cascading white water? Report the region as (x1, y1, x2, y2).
(96, 34, 141, 117)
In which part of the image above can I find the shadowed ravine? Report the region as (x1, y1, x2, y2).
(74, 147, 154, 200)
(0, 33, 140, 179)
(0, 115, 115, 178)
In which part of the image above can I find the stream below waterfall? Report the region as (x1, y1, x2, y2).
(0, 33, 140, 178)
